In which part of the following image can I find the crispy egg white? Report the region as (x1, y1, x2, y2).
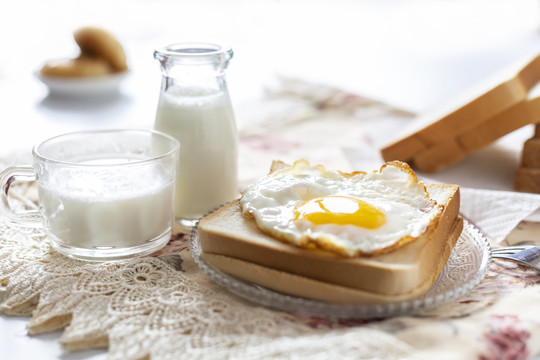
(240, 160, 442, 257)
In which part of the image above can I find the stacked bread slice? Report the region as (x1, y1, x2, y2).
(515, 124, 540, 193)
(198, 163, 462, 303)
(381, 53, 540, 172)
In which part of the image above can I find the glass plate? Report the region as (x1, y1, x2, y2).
(189, 220, 491, 319)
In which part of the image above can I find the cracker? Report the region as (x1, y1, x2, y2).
(40, 57, 112, 77)
(74, 26, 128, 72)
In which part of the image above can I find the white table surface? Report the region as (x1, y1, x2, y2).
(2, 0, 540, 358)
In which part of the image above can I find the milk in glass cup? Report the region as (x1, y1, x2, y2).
(0, 129, 179, 261)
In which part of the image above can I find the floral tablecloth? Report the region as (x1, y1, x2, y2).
(2, 79, 540, 360)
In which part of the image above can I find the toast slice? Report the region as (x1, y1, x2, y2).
(198, 183, 462, 302)
(381, 52, 540, 164)
(381, 53, 540, 172)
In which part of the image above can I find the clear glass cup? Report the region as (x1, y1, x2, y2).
(0, 129, 179, 261)
(153, 42, 239, 228)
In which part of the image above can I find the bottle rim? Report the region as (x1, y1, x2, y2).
(154, 42, 233, 65)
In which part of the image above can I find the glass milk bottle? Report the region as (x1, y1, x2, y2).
(154, 42, 238, 227)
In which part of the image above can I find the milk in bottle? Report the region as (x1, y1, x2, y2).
(154, 43, 238, 226)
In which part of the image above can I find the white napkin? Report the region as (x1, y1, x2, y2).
(460, 187, 540, 242)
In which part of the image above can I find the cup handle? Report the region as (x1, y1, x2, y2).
(0, 165, 42, 226)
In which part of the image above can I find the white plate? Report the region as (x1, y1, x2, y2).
(190, 219, 491, 319)
(35, 71, 129, 98)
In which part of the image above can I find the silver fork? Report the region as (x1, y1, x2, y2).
(491, 245, 540, 271)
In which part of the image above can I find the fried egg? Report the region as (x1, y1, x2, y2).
(240, 160, 442, 257)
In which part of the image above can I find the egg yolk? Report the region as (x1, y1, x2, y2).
(293, 196, 386, 229)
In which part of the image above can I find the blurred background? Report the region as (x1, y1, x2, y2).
(2, 0, 540, 156)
